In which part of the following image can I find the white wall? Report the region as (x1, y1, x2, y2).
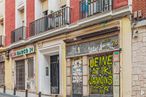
(0, 0, 5, 35)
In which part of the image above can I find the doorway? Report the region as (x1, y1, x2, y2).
(50, 55, 59, 94)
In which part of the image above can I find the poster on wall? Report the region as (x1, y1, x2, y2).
(89, 53, 113, 96)
(72, 58, 83, 97)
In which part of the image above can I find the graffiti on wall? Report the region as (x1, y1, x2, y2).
(72, 59, 83, 95)
(89, 54, 113, 95)
(66, 36, 119, 57)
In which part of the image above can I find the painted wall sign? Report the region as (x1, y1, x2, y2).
(66, 36, 119, 57)
(72, 59, 83, 96)
(89, 54, 113, 95)
(10, 46, 35, 58)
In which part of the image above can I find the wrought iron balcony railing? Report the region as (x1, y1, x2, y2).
(30, 7, 70, 36)
(11, 26, 26, 43)
(79, 0, 112, 19)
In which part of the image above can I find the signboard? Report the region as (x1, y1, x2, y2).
(66, 36, 119, 57)
(10, 46, 35, 58)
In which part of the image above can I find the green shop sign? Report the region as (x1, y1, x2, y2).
(15, 46, 35, 57)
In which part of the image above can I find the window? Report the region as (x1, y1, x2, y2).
(27, 57, 34, 79)
(43, 10, 48, 16)
(0, 62, 4, 85)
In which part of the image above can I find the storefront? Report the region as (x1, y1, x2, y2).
(9, 45, 36, 91)
(65, 24, 121, 97)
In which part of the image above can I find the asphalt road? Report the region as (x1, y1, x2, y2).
(0, 93, 19, 97)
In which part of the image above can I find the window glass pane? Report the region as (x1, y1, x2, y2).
(27, 57, 34, 79)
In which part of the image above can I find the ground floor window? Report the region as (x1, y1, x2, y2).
(27, 57, 34, 79)
(72, 58, 83, 97)
(15, 57, 34, 90)
(0, 62, 4, 85)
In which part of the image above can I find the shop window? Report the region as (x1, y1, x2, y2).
(72, 58, 83, 97)
(27, 57, 34, 79)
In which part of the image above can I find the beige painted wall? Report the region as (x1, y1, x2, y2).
(119, 17, 132, 97)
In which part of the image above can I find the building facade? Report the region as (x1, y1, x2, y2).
(0, 0, 5, 88)
(132, 0, 146, 97)
(0, 0, 138, 97)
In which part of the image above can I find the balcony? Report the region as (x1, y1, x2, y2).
(79, 0, 112, 19)
(11, 26, 26, 43)
(30, 6, 70, 36)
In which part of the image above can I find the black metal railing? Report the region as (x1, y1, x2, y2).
(30, 7, 70, 36)
(79, 0, 112, 19)
(11, 26, 26, 43)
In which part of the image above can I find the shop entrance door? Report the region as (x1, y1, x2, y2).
(50, 55, 59, 94)
(16, 60, 25, 90)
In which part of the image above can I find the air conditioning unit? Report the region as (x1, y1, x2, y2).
(138, 10, 142, 18)
(133, 11, 138, 19)
(0, 35, 5, 47)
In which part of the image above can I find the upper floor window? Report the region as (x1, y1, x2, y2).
(0, 18, 3, 35)
(41, 0, 48, 15)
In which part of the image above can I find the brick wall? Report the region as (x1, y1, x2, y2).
(132, 21, 146, 97)
(132, 0, 146, 18)
(26, 0, 35, 38)
(70, 0, 80, 23)
(5, 0, 15, 46)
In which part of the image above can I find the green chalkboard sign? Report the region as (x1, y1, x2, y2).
(16, 47, 34, 56)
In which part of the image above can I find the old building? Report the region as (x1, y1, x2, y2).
(0, 0, 139, 97)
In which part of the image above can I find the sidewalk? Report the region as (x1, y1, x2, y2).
(0, 93, 19, 97)
(0, 88, 51, 97)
